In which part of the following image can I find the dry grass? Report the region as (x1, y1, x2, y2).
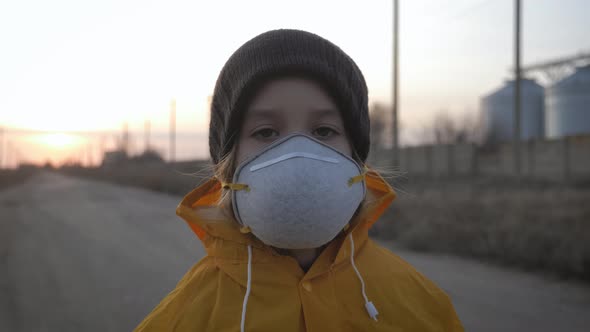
(59, 161, 214, 196)
(370, 177, 590, 280)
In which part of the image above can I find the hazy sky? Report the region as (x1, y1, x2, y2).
(1, 0, 589, 165)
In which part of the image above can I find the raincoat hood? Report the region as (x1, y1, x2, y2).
(135, 169, 464, 331)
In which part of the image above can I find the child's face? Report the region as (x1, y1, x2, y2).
(236, 77, 352, 164)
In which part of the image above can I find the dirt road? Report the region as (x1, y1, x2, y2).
(1, 172, 589, 331)
(0, 172, 204, 332)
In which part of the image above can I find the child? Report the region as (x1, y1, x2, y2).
(135, 29, 463, 331)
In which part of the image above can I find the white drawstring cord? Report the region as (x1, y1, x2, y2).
(241, 245, 252, 332)
(349, 234, 379, 321)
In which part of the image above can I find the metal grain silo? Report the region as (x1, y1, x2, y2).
(481, 78, 545, 142)
(545, 65, 590, 138)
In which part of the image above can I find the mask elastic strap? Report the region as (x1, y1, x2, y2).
(241, 245, 253, 332)
(349, 233, 379, 321)
(348, 167, 369, 187)
(222, 182, 251, 192)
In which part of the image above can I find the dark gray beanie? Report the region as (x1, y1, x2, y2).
(209, 29, 370, 164)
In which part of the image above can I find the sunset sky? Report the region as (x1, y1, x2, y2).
(1, 0, 589, 167)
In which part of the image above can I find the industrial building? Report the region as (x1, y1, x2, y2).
(481, 56, 590, 142)
(481, 78, 545, 142)
(545, 65, 590, 138)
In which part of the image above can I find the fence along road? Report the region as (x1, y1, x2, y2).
(1, 172, 589, 331)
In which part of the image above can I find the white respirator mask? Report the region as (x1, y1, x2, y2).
(223, 133, 367, 249)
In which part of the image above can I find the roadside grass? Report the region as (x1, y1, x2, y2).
(370, 177, 590, 281)
(58, 161, 213, 196)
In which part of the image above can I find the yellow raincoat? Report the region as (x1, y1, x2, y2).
(134, 170, 464, 331)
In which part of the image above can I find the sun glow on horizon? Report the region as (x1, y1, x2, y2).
(36, 133, 82, 149)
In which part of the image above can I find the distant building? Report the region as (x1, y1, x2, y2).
(545, 65, 590, 138)
(480, 78, 545, 143)
(130, 150, 165, 163)
(101, 150, 128, 167)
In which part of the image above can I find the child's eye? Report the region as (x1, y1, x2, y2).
(313, 126, 338, 138)
(252, 128, 279, 140)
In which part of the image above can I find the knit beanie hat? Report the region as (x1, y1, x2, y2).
(209, 29, 370, 164)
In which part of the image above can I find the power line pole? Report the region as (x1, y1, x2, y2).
(14, 146, 21, 168)
(99, 134, 106, 165)
(392, 0, 400, 166)
(0, 126, 4, 169)
(122, 122, 129, 156)
(513, 0, 522, 178)
(170, 99, 176, 163)
(6, 141, 12, 169)
(144, 119, 151, 152)
(87, 143, 93, 167)
(7, 141, 16, 169)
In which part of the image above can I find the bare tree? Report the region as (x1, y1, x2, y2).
(433, 110, 457, 144)
(422, 110, 482, 145)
